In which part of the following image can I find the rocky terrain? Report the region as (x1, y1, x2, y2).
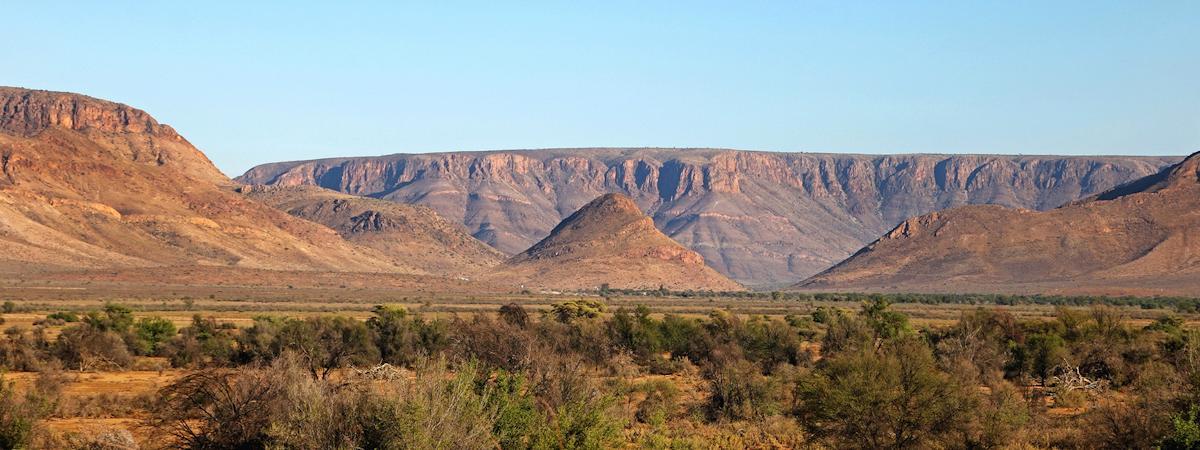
(239, 149, 1177, 285)
(800, 152, 1200, 296)
(238, 184, 504, 276)
(0, 87, 410, 274)
(488, 193, 743, 291)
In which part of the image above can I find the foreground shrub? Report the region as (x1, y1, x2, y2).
(358, 359, 497, 449)
(150, 367, 280, 448)
(0, 372, 60, 449)
(796, 337, 975, 448)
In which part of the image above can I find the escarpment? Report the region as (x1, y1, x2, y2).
(240, 149, 1176, 285)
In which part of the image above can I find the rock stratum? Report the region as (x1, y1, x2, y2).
(488, 193, 743, 291)
(0, 87, 412, 274)
(799, 152, 1200, 296)
(238, 149, 1177, 285)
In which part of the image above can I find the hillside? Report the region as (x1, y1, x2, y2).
(0, 87, 406, 274)
(238, 185, 504, 276)
(489, 193, 743, 291)
(799, 152, 1200, 296)
(238, 149, 1175, 285)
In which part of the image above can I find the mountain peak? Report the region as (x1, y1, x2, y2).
(520, 192, 655, 261)
(548, 192, 643, 232)
(1089, 151, 1200, 202)
(1170, 151, 1200, 183)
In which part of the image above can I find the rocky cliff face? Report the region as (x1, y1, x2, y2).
(0, 87, 227, 185)
(239, 149, 1179, 285)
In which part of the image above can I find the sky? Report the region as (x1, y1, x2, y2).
(4, 1, 1198, 176)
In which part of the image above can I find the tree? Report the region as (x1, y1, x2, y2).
(135, 316, 177, 356)
(278, 316, 377, 379)
(367, 306, 447, 367)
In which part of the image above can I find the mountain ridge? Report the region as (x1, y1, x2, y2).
(798, 151, 1200, 295)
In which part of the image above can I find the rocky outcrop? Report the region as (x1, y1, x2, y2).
(0, 87, 174, 137)
(491, 193, 743, 291)
(239, 149, 1177, 285)
(238, 184, 505, 276)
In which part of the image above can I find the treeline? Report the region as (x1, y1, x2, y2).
(608, 286, 1200, 311)
(5, 300, 1200, 447)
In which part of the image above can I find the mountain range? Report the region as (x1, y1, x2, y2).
(5, 86, 1196, 295)
(238, 149, 1177, 285)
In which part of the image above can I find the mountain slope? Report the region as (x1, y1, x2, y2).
(0, 87, 405, 274)
(798, 152, 1200, 295)
(238, 149, 1176, 285)
(238, 185, 504, 276)
(489, 193, 743, 291)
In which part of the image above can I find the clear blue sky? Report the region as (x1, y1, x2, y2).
(5, 1, 1198, 176)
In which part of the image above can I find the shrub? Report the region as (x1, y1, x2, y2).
(358, 359, 498, 449)
(46, 312, 79, 323)
(150, 367, 281, 449)
(499, 303, 530, 328)
(548, 300, 606, 323)
(449, 315, 534, 371)
(704, 358, 776, 421)
(0, 371, 59, 449)
(0, 327, 51, 371)
(532, 394, 623, 449)
(164, 316, 235, 368)
(54, 326, 132, 371)
(795, 338, 975, 448)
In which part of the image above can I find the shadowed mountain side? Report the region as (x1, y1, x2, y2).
(238, 185, 505, 276)
(488, 193, 743, 291)
(798, 151, 1200, 296)
(239, 149, 1177, 285)
(0, 87, 410, 274)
